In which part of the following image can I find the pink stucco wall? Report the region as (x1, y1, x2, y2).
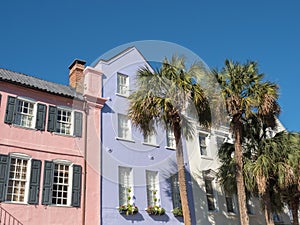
(0, 79, 103, 225)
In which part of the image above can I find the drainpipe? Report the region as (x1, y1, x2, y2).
(82, 99, 88, 225)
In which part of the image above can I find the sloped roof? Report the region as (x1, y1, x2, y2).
(0, 68, 83, 100)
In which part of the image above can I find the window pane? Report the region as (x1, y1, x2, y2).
(199, 135, 207, 155)
(52, 163, 69, 206)
(14, 100, 35, 128)
(204, 179, 215, 211)
(6, 157, 28, 203)
(166, 129, 176, 149)
(117, 74, 129, 95)
(119, 167, 133, 206)
(56, 109, 72, 135)
(171, 174, 181, 208)
(146, 171, 159, 206)
(118, 114, 130, 139)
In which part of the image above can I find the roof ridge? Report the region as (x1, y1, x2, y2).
(0, 67, 83, 100)
(0, 67, 71, 88)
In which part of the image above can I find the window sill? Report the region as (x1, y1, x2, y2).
(3, 201, 28, 205)
(226, 212, 237, 217)
(115, 93, 129, 98)
(11, 124, 36, 131)
(142, 142, 159, 148)
(200, 156, 213, 160)
(47, 204, 73, 208)
(53, 132, 76, 138)
(165, 146, 176, 151)
(116, 137, 135, 143)
(207, 209, 219, 214)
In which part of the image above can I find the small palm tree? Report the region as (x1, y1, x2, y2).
(213, 60, 280, 225)
(128, 55, 211, 225)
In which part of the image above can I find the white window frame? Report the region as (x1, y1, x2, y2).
(14, 97, 37, 129)
(146, 170, 160, 206)
(199, 133, 208, 156)
(118, 166, 133, 206)
(56, 107, 73, 136)
(6, 153, 31, 204)
(171, 174, 181, 209)
(117, 73, 129, 97)
(51, 159, 73, 206)
(143, 132, 157, 146)
(117, 114, 132, 140)
(224, 191, 236, 214)
(166, 128, 176, 149)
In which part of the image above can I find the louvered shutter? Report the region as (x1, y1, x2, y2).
(4, 96, 16, 124)
(73, 111, 83, 137)
(28, 159, 42, 204)
(36, 104, 47, 131)
(42, 161, 54, 205)
(0, 154, 9, 202)
(47, 106, 57, 132)
(71, 164, 82, 207)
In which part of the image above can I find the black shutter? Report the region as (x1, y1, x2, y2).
(28, 159, 42, 204)
(71, 164, 82, 207)
(47, 106, 57, 132)
(42, 161, 54, 205)
(73, 112, 83, 137)
(0, 154, 9, 202)
(36, 104, 47, 131)
(4, 96, 16, 124)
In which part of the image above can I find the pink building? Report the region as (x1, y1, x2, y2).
(0, 60, 106, 225)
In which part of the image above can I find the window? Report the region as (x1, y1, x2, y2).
(0, 153, 41, 205)
(47, 106, 82, 137)
(225, 191, 235, 213)
(56, 109, 72, 135)
(216, 136, 225, 150)
(5, 96, 47, 130)
(119, 166, 133, 206)
(144, 132, 156, 145)
(204, 178, 216, 211)
(42, 160, 82, 207)
(246, 198, 254, 214)
(199, 134, 207, 155)
(166, 129, 176, 149)
(117, 114, 131, 140)
(146, 170, 160, 206)
(171, 174, 181, 208)
(117, 73, 129, 96)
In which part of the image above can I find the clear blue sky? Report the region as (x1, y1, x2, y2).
(0, 0, 299, 131)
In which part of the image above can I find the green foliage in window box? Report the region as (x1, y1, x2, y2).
(118, 188, 138, 215)
(146, 205, 166, 215)
(118, 203, 139, 215)
(172, 207, 183, 217)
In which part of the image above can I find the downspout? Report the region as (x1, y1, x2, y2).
(82, 99, 88, 225)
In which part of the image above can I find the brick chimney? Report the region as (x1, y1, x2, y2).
(69, 59, 86, 93)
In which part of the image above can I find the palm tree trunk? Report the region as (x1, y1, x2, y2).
(262, 191, 275, 225)
(173, 122, 192, 225)
(290, 197, 299, 225)
(234, 121, 249, 225)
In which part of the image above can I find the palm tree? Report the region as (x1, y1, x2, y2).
(274, 132, 300, 225)
(128, 55, 211, 225)
(213, 60, 280, 225)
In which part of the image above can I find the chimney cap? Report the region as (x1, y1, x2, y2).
(69, 59, 86, 70)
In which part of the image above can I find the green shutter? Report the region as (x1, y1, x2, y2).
(47, 106, 57, 132)
(42, 161, 54, 205)
(71, 164, 82, 207)
(0, 154, 9, 202)
(4, 96, 16, 124)
(36, 104, 47, 131)
(28, 159, 42, 204)
(73, 111, 83, 137)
